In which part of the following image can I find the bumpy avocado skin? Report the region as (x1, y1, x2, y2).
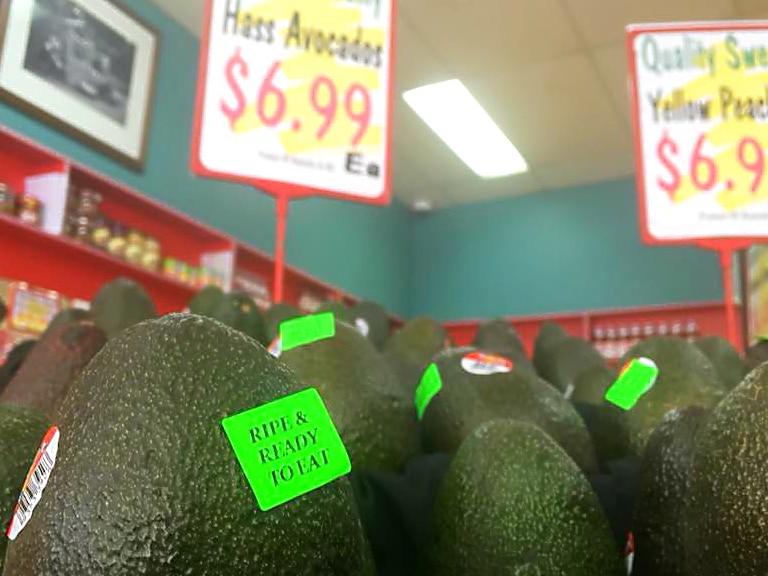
(422, 347, 598, 473)
(2, 315, 368, 576)
(618, 337, 726, 454)
(571, 366, 632, 465)
(684, 363, 768, 576)
(533, 321, 569, 375)
(280, 322, 419, 472)
(694, 336, 746, 391)
(351, 300, 391, 350)
(633, 406, 709, 576)
(90, 278, 157, 340)
(537, 336, 607, 393)
(430, 420, 623, 576)
(472, 318, 535, 375)
(210, 292, 269, 346)
(0, 403, 50, 573)
(383, 317, 451, 397)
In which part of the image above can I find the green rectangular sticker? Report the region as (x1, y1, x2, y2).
(415, 363, 442, 420)
(604, 358, 659, 411)
(221, 388, 350, 511)
(280, 312, 335, 352)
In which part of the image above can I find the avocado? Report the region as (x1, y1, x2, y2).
(384, 317, 452, 397)
(571, 366, 632, 465)
(532, 321, 570, 376)
(279, 321, 419, 472)
(2, 314, 369, 575)
(694, 336, 746, 391)
(46, 308, 92, 334)
(633, 406, 708, 576)
(422, 347, 598, 473)
(0, 403, 49, 573)
(351, 300, 390, 350)
(318, 301, 357, 326)
(0, 341, 37, 397)
(472, 318, 535, 375)
(744, 340, 768, 374)
(90, 278, 157, 339)
(264, 303, 301, 342)
(209, 292, 268, 346)
(1, 320, 106, 419)
(188, 285, 225, 317)
(618, 337, 726, 454)
(429, 420, 623, 576)
(537, 336, 608, 393)
(684, 363, 768, 576)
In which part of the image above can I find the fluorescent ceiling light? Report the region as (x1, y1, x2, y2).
(403, 80, 528, 179)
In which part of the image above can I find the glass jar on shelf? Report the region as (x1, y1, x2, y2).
(18, 196, 43, 227)
(0, 183, 16, 216)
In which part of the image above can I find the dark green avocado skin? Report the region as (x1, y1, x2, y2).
(537, 337, 607, 393)
(0, 403, 50, 574)
(633, 406, 709, 576)
(694, 336, 746, 392)
(264, 303, 301, 342)
(422, 347, 598, 474)
(429, 420, 623, 576)
(209, 292, 269, 346)
(90, 278, 157, 340)
(472, 318, 535, 375)
(684, 363, 768, 576)
(2, 314, 367, 576)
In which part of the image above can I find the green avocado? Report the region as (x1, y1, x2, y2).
(188, 285, 225, 317)
(633, 406, 709, 576)
(744, 340, 768, 374)
(618, 337, 726, 454)
(422, 347, 598, 473)
(210, 292, 268, 346)
(694, 336, 746, 391)
(383, 317, 452, 397)
(2, 314, 368, 575)
(684, 363, 768, 576)
(571, 366, 632, 465)
(90, 278, 157, 340)
(532, 321, 570, 376)
(537, 336, 607, 393)
(46, 307, 92, 334)
(1, 319, 106, 419)
(472, 318, 535, 375)
(318, 301, 357, 327)
(351, 300, 390, 350)
(429, 420, 623, 576)
(264, 302, 301, 342)
(279, 322, 419, 472)
(0, 403, 49, 573)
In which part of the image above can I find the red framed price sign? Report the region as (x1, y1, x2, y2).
(627, 21, 768, 348)
(192, 0, 395, 204)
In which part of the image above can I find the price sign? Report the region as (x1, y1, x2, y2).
(192, 0, 395, 203)
(628, 22, 768, 244)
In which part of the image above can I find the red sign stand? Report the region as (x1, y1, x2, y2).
(273, 194, 290, 303)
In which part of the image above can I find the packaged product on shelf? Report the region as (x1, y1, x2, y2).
(0, 183, 16, 215)
(6, 282, 60, 335)
(233, 271, 271, 309)
(107, 223, 127, 258)
(91, 218, 112, 250)
(18, 196, 43, 227)
(124, 229, 145, 266)
(141, 236, 161, 272)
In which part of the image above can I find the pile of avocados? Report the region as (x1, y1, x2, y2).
(2, 277, 767, 576)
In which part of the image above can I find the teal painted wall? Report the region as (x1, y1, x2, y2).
(409, 178, 724, 321)
(0, 0, 410, 315)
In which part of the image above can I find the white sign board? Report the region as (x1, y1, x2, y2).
(628, 22, 768, 245)
(192, 0, 395, 204)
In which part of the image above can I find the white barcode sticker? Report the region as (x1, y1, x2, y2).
(461, 352, 513, 376)
(6, 426, 59, 541)
(564, 383, 575, 400)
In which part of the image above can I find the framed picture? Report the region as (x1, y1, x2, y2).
(0, 0, 159, 170)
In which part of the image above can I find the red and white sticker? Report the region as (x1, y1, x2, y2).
(268, 336, 282, 358)
(6, 426, 59, 541)
(624, 532, 635, 575)
(461, 352, 513, 376)
(355, 318, 370, 338)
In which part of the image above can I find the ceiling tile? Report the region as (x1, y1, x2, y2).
(536, 149, 636, 190)
(394, 16, 451, 92)
(442, 172, 542, 206)
(402, 0, 583, 76)
(468, 53, 631, 170)
(592, 44, 633, 132)
(562, 0, 738, 47)
(391, 150, 436, 203)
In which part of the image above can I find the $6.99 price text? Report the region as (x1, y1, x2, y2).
(656, 132, 767, 199)
(220, 49, 373, 147)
